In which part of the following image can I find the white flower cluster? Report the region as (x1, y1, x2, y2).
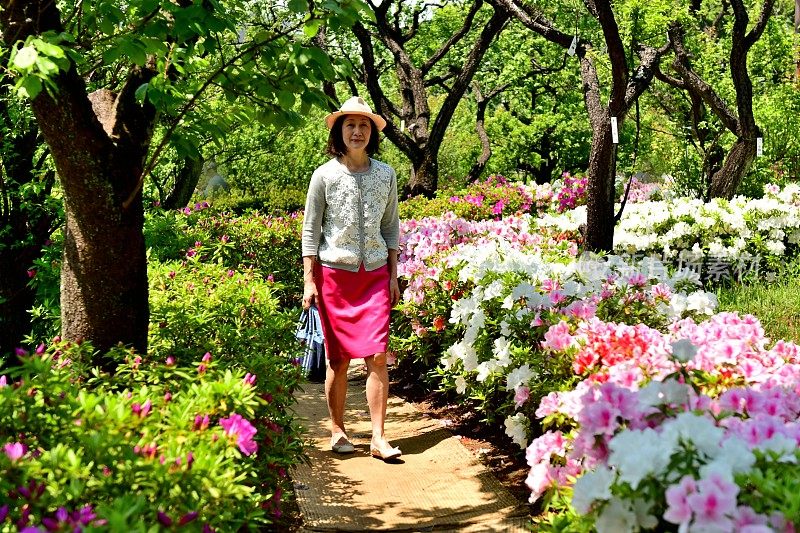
(440, 241, 717, 449)
(535, 184, 800, 273)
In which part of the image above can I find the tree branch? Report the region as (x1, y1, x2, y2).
(668, 22, 740, 133)
(422, 0, 483, 74)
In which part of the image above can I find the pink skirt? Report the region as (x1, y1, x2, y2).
(314, 263, 390, 361)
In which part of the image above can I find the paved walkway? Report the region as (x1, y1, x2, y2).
(290, 364, 530, 532)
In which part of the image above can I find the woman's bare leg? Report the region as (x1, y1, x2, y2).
(326, 356, 351, 438)
(365, 353, 389, 442)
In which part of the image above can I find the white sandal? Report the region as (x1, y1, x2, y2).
(370, 439, 402, 461)
(331, 434, 355, 454)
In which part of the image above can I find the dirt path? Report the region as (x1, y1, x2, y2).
(290, 364, 530, 532)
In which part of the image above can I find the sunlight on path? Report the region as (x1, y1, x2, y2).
(291, 363, 530, 532)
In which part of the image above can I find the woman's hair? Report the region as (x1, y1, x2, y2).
(326, 115, 381, 157)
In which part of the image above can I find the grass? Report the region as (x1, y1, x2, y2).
(715, 258, 800, 344)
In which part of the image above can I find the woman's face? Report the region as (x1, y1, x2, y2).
(341, 115, 372, 154)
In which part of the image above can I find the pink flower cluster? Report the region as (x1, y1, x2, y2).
(620, 176, 661, 203)
(528, 312, 800, 529)
(555, 172, 588, 212)
(219, 413, 258, 456)
(398, 213, 574, 306)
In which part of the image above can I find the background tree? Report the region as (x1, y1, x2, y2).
(347, 0, 509, 197)
(655, 0, 776, 199)
(490, 0, 675, 251)
(0, 0, 367, 363)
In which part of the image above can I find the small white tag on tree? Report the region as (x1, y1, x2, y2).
(757, 137, 763, 157)
(400, 119, 405, 132)
(611, 117, 619, 144)
(568, 35, 577, 56)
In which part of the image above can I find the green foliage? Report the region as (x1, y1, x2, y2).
(213, 109, 329, 194)
(737, 450, 800, 523)
(25, 230, 63, 345)
(144, 206, 304, 307)
(206, 187, 308, 216)
(715, 256, 800, 343)
(148, 258, 298, 365)
(0, 339, 302, 530)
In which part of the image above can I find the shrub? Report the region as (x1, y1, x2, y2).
(204, 187, 308, 216)
(0, 340, 301, 530)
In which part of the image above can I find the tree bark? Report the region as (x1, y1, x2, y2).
(467, 83, 499, 183)
(708, 138, 756, 198)
(584, 125, 617, 251)
(491, 0, 671, 251)
(662, 0, 774, 199)
(0, 1, 156, 363)
(163, 156, 204, 210)
(408, 154, 439, 198)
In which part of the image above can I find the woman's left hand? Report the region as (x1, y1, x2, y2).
(389, 278, 401, 308)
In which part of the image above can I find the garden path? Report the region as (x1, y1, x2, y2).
(290, 362, 530, 532)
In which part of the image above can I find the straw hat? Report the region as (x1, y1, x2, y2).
(324, 96, 387, 131)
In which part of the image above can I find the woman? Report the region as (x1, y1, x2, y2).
(301, 96, 402, 461)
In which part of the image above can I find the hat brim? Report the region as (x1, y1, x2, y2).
(325, 111, 387, 132)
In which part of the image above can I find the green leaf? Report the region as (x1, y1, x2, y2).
(288, 0, 309, 13)
(120, 39, 147, 66)
(303, 19, 323, 39)
(98, 17, 116, 35)
(35, 57, 60, 76)
(103, 45, 124, 64)
(13, 46, 38, 70)
(33, 39, 65, 58)
(277, 91, 296, 110)
(18, 76, 43, 99)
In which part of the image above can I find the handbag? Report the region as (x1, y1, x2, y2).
(294, 304, 327, 383)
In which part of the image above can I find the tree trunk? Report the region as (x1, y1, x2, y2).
(708, 137, 756, 199)
(405, 155, 439, 198)
(584, 125, 617, 252)
(163, 156, 204, 209)
(0, 0, 154, 366)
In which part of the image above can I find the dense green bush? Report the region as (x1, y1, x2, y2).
(148, 258, 298, 365)
(144, 207, 305, 307)
(203, 187, 308, 216)
(0, 340, 301, 531)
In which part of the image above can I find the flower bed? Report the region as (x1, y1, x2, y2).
(529, 312, 800, 531)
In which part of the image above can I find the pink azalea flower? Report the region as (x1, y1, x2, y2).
(663, 475, 697, 525)
(4, 442, 27, 462)
(219, 413, 258, 455)
(542, 321, 574, 351)
(514, 386, 530, 408)
(686, 474, 738, 528)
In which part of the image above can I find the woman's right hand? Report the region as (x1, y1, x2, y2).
(302, 281, 318, 309)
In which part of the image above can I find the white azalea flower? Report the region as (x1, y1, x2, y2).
(503, 413, 528, 448)
(608, 428, 673, 489)
(670, 339, 698, 362)
(454, 375, 467, 394)
(595, 498, 637, 533)
(493, 337, 512, 367)
(505, 364, 535, 391)
(572, 466, 615, 514)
